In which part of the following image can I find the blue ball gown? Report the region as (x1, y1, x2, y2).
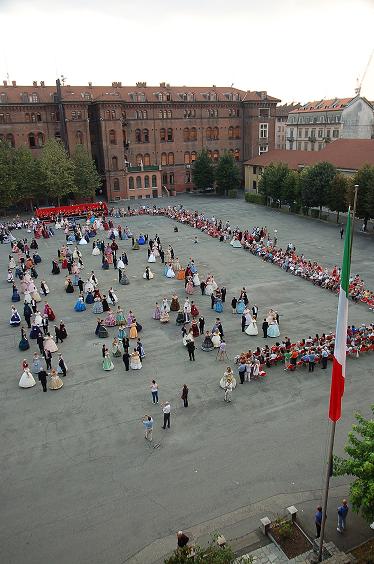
(74, 298, 86, 312)
(236, 300, 245, 314)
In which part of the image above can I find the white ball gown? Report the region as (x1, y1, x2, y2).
(148, 253, 156, 263)
(19, 368, 36, 388)
(245, 319, 258, 336)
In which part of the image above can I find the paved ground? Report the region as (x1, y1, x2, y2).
(0, 196, 373, 564)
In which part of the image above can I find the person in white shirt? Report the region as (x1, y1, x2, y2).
(151, 380, 159, 404)
(162, 401, 171, 429)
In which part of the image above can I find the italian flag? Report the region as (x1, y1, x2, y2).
(329, 210, 352, 422)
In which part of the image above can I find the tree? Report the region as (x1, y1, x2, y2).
(258, 162, 289, 204)
(191, 149, 215, 192)
(351, 165, 374, 230)
(300, 161, 336, 213)
(71, 144, 101, 200)
(39, 139, 76, 205)
(282, 169, 301, 207)
(333, 405, 374, 524)
(13, 146, 43, 209)
(326, 173, 349, 222)
(215, 152, 241, 196)
(0, 139, 17, 209)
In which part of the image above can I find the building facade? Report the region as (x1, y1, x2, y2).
(286, 96, 374, 152)
(0, 80, 279, 201)
(275, 103, 301, 149)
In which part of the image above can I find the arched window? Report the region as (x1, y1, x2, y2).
(143, 153, 150, 166)
(113, 178, 120, 191)
(109, 129, 116, 144)
(190, 127, 197, 141)
(135, 129, 142, 143)
(167, 110, 172, 119)
(160, 128, 166, 142)
(136, 154, 143, 165)
(76, 130, 83, 144)
(234, 149, 240, 161)
(136, 176, 142, 189)
(31, 92, 39, 103)
(128, 176, 134, 190)
(228, 126, 234, 140)
(206, 127, 212, 140)
(183, 128, 190, 142)
(235, 126, 240, 139)
(143, 110, 148, 119)
(213, 127, 219, 140)
(213, 150, 219, 162)
(6, 133, 15, 148)
(37, 132, 44, 147)
(161, 152, 167, 166)
(167, 128, 173, 141)
(152, 175, 157, 187)
(184, 151, 191, 164)
(25, 113, 30, 122)
(168, 152, 174, 165)
(111, 110, 116, 119)
(144, 175, 150, 188)
(31, 113, 36, 123)
(28, 132, 36, 148)
(112, 156, 118, 170)
(143, 128, 149, 143)
(159, 110, 163, 119)
(191, 151, 197, 162)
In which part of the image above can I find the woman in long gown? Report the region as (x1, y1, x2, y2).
(191, 319, 200, 338)
(160, 309, 169, 323)
(236, 299, 245, 315)
(19, 366, 36, 388)
(267, 321, 280, 338)
(103, 352, 114, 371)
(185, 277, 194, 295)
(116, 307, 125, 325)
(129, 321, 138, 339)
(143, 267, 154, 280)
(192, 272, 200, 287)
(92, 298, 104, 314)
(148, 252, 156, 263)
(170, 294, 179, 311)
(220, 367, 237, 389)
(153, 303, 161, 320)
(44, 333, 58, 353)
(245, 317, 258, 336)
(111, 338, 122, 358)
(104, 309, 116, 327)
(10, 306, 21, 327)
(214, 296, 223, 313)
(85, 290, 94, 304)
(166, 264, 175, 278)
(74, 296, 86, 312)
(49, 368, 64, 390)
(130, 349, 142, 369)
(212, 331, 221, 348)
(201, 331, 214, 351)
(12, 285, 21, 302)
(19, 327, 30, 351)
(162, 298, 170, 313)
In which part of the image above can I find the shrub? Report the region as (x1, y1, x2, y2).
(310, 208, 320, 218)
(274, 518, 292, 540)
(245, 192, 266, 205)
(227, 189, 237, 199)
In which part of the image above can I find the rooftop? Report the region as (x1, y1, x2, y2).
(244, 139, 374, 171)
(289, 97, 354, 113)
(276, 102, 302, 116)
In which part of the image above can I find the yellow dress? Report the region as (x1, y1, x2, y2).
(129, 323, 138, 339)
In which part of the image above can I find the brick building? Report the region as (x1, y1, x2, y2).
(0, 79, 280, 201)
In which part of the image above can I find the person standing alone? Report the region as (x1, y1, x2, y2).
(142, 415, 153, 442)
(151, 379, 159, 403)
(162, 401, 171, 429)
(337, 499, 349, 533)
(315, 505, 322, 539)
(181, 384, 189, 407)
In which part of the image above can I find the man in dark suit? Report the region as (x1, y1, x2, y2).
(262, 319, 269, 338)
(221, 287, 226, 303)
(186, 340, 195, 361)
(241, 314, 246, 332)
(38, 369, 48, 392)
(122, 351, 130, 371)
(37, 332, 45, 355)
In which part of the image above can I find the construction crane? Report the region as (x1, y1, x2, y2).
(355, 48, 374, 96)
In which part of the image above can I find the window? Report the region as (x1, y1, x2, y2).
(190, 127, 197, 141)
(128, 177, 135, 190)
(111, 110, 116, 119)
(37, 132, 44, 147)
(136, 154, 143, 165)
(167, 127, 173, 141)
(318, 129, 323, 138)
(191, 151, 197, 162)
(206, 127, 212, 140)
(6, 133, 15, 148)
(135, 128, 142, 143)
(143, 128, 149, 143)
(318, 143, 323, 150)
(160, 128, 166, 142)
(144, 175, 150, 188)
(31, 92, 39, 103)
(259, 145, 268, 155)
(109, 129, 116, 144)
(152, 175, 157, 187)
(213, 150, 219, 162)
(31, 113, 36, 123)
(304, 142, 308, 150)
(159, 110, 163, 119)
(234, 126, 240, 139)
(28, 133, 36, 148)
(228, 126, 234, 139)
(259, 123, 268, 139)
(184, 152, 191, 164)
(112, 156, 118, 170)
(310, 129, 316, 139)
(25, 113, 30, 122)
(143, 110, 147, 119)
(169, 173, 174, 185)
(162, 173, 168, 184)
(167, 110, 172, 119)
(113, 178, 120, 191)
(136, 176, 142, 189)
(21, 92, 29, 103)
(83, 92, 92, 100)
(183, 127, 190, 142)
(326, 129, 331, 138)
(0, 92, 7, 103)
(144, 153, 150, 166)
(259, 108, 270, 118)
(37, 113, 42, 122)
(298, 129, 303, 138)
(0, 113, 4, 124)
(234, 148, 240, 161)
(168, 152, 174, 165)
(76, 130, 83, 144)
(297, 142, 302, 150)
(161, 152, 167, 166)
(304, 129, 309, 138)
(213, 127, 219, 140)
(332, 129, 339, 138)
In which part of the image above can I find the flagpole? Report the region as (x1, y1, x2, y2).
(317, 186, 358, 561)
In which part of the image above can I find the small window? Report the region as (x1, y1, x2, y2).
(143, 110, 147, 119)
(37, 113, 42, 122)
(259, 123, 268, 139)
(109, 129, 116, 144)
(28, 133, 36, 148)
(113, 178, 120, 191)
(143, 128, 149, 143)
(168, 152, 174, 165)
(152, 174, 157, 187)
(25, 113, 31, 122)
(167, 110, 172, 119)
(135, 129, 142, 143)
(332, 129, 339, 138)
(144, 153, 150, 166)
(191, 151, 197, 162)
(0, 114, 4, 124)
(190, 127, 197, 141)
(144, 175, 150, 188)
(234, 148, 240, 161)
(160, 128, 166, 142)
(161, 152, 167, 166)
(206, 127, 212, 140)
(234, 126, 240, 139)
(184, 151, 191, 164)
(162, 173, 168, 184)
(6, 133, 15, 148)
(213, 127, 219, 140)
(31, 92, 39, 103)
(31, 113, 36, 123)
(136, 176, 142, 189)
(0, 92, 7, 104)
(183, 128, 190, 142)
(111, 110, 116, 119)
(167, 128, 173, 142)
(169, 173, 174, 185)
(76, 130, 83, 144)
(112, 156, 118, 170)
(228, 126, 234, 139)
(128, 177, 135, 190)
(136, 154, 143, 165)
(37, 132, 44, 147)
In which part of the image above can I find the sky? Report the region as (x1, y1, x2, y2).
(1, 0, 374, 103)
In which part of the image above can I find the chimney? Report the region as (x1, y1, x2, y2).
(33, 80, 37, 87)
(3, 80, 7, 87)
(12, 80, 16, 87)
(160, 82, 166, 88)
(88, 82, 92, 88)
(40, 81, 45, 87)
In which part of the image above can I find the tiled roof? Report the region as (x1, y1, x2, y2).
(244, 139, 374, 171)
(276, 102, 302, 116)
(0, 83, 277, 104)
(242, 91, 281, 103)
(289, 97, 354, 113)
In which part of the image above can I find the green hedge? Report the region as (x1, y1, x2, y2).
(245, 192, 266, 205)
(227, 189, 237, 199)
